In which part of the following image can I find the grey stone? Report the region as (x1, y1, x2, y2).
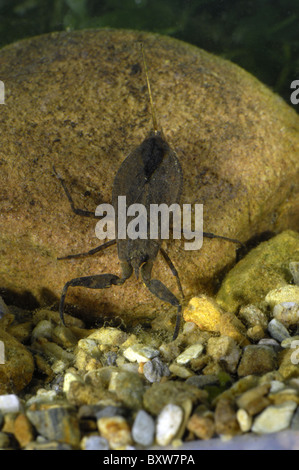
(186, 374, 219, 388)
(132, 410, 155, 447)
(26, 406, 80, 447)
(95, 406, 128, 419)
(82, 435, 109, 450)
(267, 318, 291, 342)
(143, 357, 170, 383)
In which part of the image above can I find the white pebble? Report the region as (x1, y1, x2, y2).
(123, 344, 159, 363)
(0, 394, 20, 413)
(176, 343, 204, 365)
(31, 320, 53, 341)
(63, 371, 83, 393)
(156, 404, 183, 446)
(252, 400, 297, 434)
(236, 408, 252, 432)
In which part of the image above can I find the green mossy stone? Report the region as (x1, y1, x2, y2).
(216, 230, 299, 313)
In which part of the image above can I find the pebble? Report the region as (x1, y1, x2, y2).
(81, 435, 109, 450)
(0, 394, 21, 414)
(123, 344, 160, 363)
(187, 413, 215, 440)
(143, 357, 170, 383)
(214, 398, 240, 436)
(236, 409, 252, 432)
(131, 409, 155, 447)
(169, 363, 193, 378)
(95, 406, 128, 419)
(265, 285, 299, 308)
(238, 304, 268, 329)
(31, 320, 53, 341)
(26, 389, 58, 406)
(278, 348, 299, 379)
(52, 325, 78, 348)
(236, 383, 270, 415)
(77, 338, 101, 359)
(270, 380, 285, 393)
(26, 405, 81, 447)
(281, 335, 299, 349)
(24, 441, 72, 450)
(143, 381, 207, 416)
(267, 318, 291, 342)
(183, 296, 248, 344)
(112, 371, 144, 410)
(97, 416, 132, 449)
(252, 400, 297, 434)
(186, 374, 219, 388)
(258, 338, 281, 350)
(0, 431, 10, 448)
(0, 296, 10, 319)
(289, 261, 299, 285)
(156, 404, 183, 446)
(87, 327, 127, 346)
(13, 413, 35, 447)
(273, 302, 299, 327)
(0, 329, 34, 394)
(207, 336, 241, 373)
(246, 325, 265, 342)
(237, 345, 277, 377)
(63, 371, 84, 394)
(291, 406, 299, 430)
(176, 344, 204, 365)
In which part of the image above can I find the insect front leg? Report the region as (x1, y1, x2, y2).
(53, 165, 98, 218)
(59, 261, 133, 326)
(140, 260, 182, 341)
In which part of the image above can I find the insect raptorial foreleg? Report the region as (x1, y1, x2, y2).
(59, 262, 133, 325)
(53, 166, 98, 218)
(57, 239, 116, 260)
(140, 260, 182, 341)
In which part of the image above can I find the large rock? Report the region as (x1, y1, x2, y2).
(0, 329, 34, 393)
(0, 29, 298, 331)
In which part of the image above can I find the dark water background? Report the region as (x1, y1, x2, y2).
(0, 0, 298, 110)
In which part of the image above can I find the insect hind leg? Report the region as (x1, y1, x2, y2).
(140, 261, 181, 341)
(59, 262, 133, 326)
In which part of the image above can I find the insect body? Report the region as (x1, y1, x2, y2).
(54, 45, 242, 340)
(54, 45, 184, 340)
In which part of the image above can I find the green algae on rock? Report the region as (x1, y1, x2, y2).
(0, 30, 299, 331)
(0, 329, 34, 393)
(216, 230, 299, 314)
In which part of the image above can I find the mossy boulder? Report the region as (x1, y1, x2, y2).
(0, 329, 34, 393)
(0, 29, 299, 331)
(216, 230, 299, 313)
